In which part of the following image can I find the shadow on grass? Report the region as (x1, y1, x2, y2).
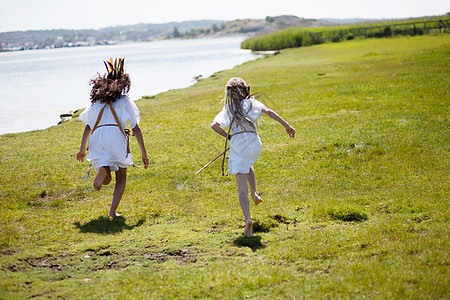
(233, 236, 265, 252)
(74, 216, 145, 234)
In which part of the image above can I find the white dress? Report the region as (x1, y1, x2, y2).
(213, 98, 267, 175)
(79, 95, 140, 172)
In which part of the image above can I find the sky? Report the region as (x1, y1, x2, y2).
(0, 0, 448, 32)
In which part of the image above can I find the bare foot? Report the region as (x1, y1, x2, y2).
(244, 220, 253, 238)
(93, 167, 107, 191)
(251, 192, 263, 206)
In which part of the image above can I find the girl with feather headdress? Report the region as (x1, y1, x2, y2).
(211, 77, 295, 237)
(76, 58, 149, 217)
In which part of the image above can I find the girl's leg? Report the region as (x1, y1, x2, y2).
(103, 166, 112, 186)
(108, 167, 127, 217)
(248, 166, 262, 205)
(93, 166, 107, 191)
(93, 166, 112, 191)
(235, 173, 253, 238)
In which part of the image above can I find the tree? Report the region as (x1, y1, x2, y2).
(173, 27, 181, 38)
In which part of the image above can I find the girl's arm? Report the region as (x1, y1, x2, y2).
(77, 125, 91, 162)
(211, 122, 230, 139)
(132, 124, 149, 169)
(262, 107, 295, 138)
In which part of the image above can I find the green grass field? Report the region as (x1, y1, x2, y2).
(1, 34, 449, 299)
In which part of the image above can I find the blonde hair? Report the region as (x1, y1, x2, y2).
(225, 77, 256, 131)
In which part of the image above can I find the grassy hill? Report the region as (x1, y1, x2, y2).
(0, 34, 449, 298)
(207, 15, 333, 37)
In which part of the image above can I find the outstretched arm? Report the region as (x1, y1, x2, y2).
(77, 125, 91, 162)
(132, 124, 149, 169)
(262, 107, 295, 138)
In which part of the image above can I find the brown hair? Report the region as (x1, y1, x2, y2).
(225, 77, 255, 131)
(89, 73, 131, 104)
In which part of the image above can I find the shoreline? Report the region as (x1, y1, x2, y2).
(0, 36, 257, 136)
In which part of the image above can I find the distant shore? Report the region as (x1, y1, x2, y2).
(0, 15, 344, 52)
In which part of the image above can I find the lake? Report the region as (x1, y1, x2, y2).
(0, 36, 258, 134)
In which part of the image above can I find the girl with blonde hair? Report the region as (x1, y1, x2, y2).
(211, 77, 295, 237)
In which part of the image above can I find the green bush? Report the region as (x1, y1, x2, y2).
(241, 28, 323, 51)
(242, 17, 449, 51)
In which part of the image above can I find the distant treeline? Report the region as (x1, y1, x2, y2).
(0, 20, 220, 51)
(241, 17, 450, 51)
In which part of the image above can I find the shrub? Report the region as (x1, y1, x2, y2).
(241, 28, 323, 51)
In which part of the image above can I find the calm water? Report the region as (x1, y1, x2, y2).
(0, 36, 258, 134)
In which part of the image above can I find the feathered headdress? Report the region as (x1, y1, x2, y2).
(104, 57, 125, 80)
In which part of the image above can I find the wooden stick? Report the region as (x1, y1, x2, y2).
(196, 147, 230, 175)
(85, 163, 92, 178)
(248, 91, 261, 98)
(199, 91, 261, 176)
